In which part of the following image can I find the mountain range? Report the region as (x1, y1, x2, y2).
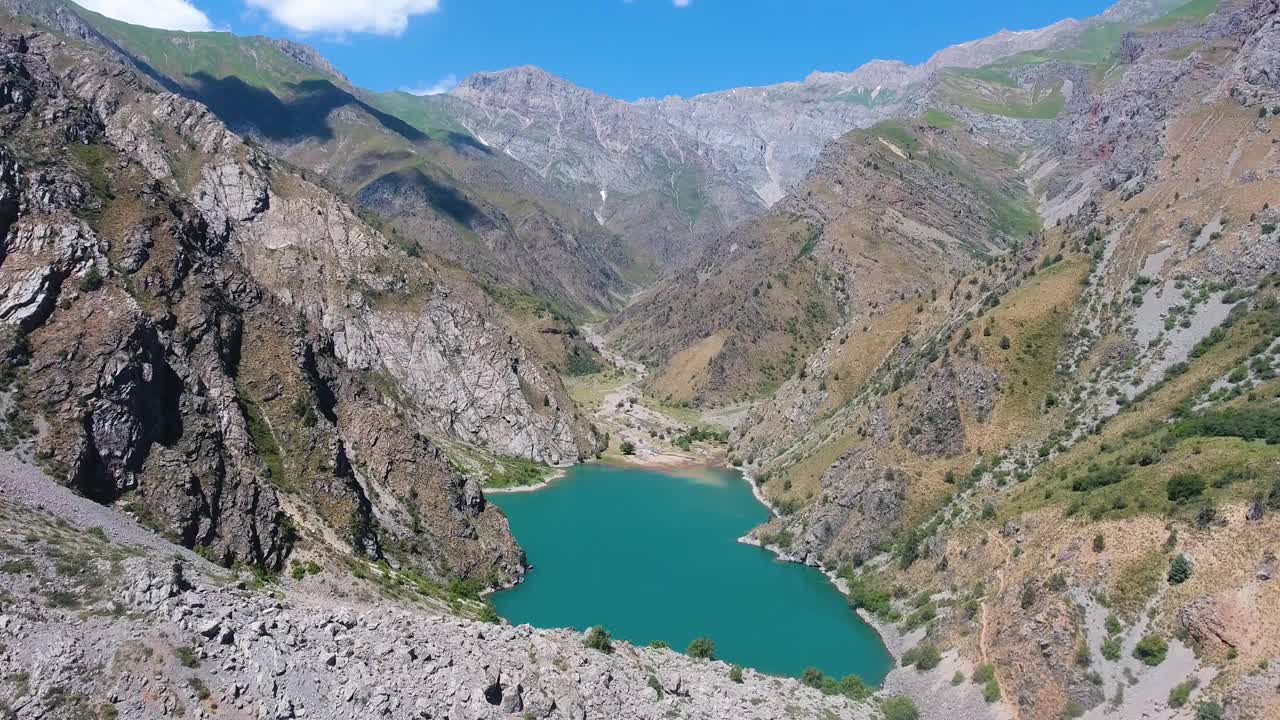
(2, 0, 1280, 718)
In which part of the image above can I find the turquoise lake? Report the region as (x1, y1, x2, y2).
(490, 464, 893, 683)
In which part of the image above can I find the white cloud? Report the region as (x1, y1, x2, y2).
(73, 0, 213, 31)
(404, 73, 457, 96)
(672, 0, 691, 6)
(244, 0, 441, 35)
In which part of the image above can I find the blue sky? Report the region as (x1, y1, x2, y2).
(80, 0, 1117, 100)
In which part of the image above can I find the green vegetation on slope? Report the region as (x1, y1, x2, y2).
(1143, 0, 1220, 29)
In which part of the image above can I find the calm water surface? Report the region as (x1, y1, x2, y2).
(490, 464, 892, 683)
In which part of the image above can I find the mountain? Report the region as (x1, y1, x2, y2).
(609, 115, 1038, 406)
(607, 1, 1280, 718)
(0, 17, 606, 587)
(33, 2, 643, 320)
(3, 1, 1280, 720)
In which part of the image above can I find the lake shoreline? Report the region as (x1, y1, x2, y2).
(488, 462, 893, 682)
(482, 454, 724, 495)
(738, 469, 899, 674)
(481, 467, 567, 495)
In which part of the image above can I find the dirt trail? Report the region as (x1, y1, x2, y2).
(961, 496, 1020, 720)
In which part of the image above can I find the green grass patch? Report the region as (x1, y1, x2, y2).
(958, 85, 1066, 120)
(235, 383, 288, 491)
(484, 456, 551, 489)
(1143, 0, 1219, 29)
(922, 108, 959, 130)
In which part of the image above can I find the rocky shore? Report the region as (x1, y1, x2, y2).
(0, 453, 877, 720)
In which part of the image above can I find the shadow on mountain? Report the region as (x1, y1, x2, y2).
(358, 166, 485, 228)
(438, 129, 492, 155)
(185, 73, 428, 143)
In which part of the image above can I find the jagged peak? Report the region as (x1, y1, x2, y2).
(454, 64, 598, 98)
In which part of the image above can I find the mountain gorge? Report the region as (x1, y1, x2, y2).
(2, 0, 1280, 718)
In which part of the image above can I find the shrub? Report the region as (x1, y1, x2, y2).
(1168, 554, 1193, 585)
(1133, 634, 1168, 666)
(1167, 473, 1207, 502)
(972, 664, 995, 683)
(802, 667, 824, 688)
(620, 441, 636, 456)
(174, 646, 200, 668)
(1093, 534, 1106, 552)
(687, 637, 715, 660)
(584, 626, 613, 654)
(901, 643, 942, 671)
(999, 336, 1011, 350)
(951, 671, 965, 685)
(1064, 700, 1085, 718)
(1169, 678, 1199, 708)
(982, 677, 1001, 702)
(1073, 465, 1130, 492)
(1196, 701, 1224, 720)
(1173, 407, 1280, 443)
(847, 576, 893, 618)
(79, 266, 103, 292)
(1104, 614, 1123, 636)
(729, 665, 743, 683)
(881, 696, 920, 720)
(1101, 637, 1122, 661)
(1075, 643, 1092, 667)
(648, 640, 670, 649)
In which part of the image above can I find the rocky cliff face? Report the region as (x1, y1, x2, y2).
(0, 25, 603, 583)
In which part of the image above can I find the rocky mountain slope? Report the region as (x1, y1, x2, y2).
(634, 1, 1280, 718)
(1, 1, 1279, 720)
(0, 22, 603, 588)
(13, 0, 641, 320)
(608, 115, 1039, 407)
(0, 458, 880, 720)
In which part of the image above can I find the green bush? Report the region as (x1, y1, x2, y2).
(1173, 407, 1280, 443)
(901, 643, 942, 671)
(1169, 678, 1199, 708)
(982, 678, 1001, 702)
(971, 663, 995, 684)
(881, 696, 920, 720)
(951, 671, 965, 685)
(729, 665, 743, 683)
(1073, 465, 1131, 492)
(1101, 637, 1122, 661)
(174, 646, 200, 668)
(1196, 701, 1224, 720)
(1133, 634, 1168, 666)
(1093, 534, 1106, 552)
(802, 667, 824, 688)
(819, 674, 872, 701)
(1167, 473, 1207, 502)
(584, 626, 613, 654)
(79, 266, 104, 292)
(846, 576, 893, 618)
(687, 637, 715, 660)
(1168, 554, 1193, 585)
(1104, 614, 1123, 636)
(620, 441, 636, 456)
